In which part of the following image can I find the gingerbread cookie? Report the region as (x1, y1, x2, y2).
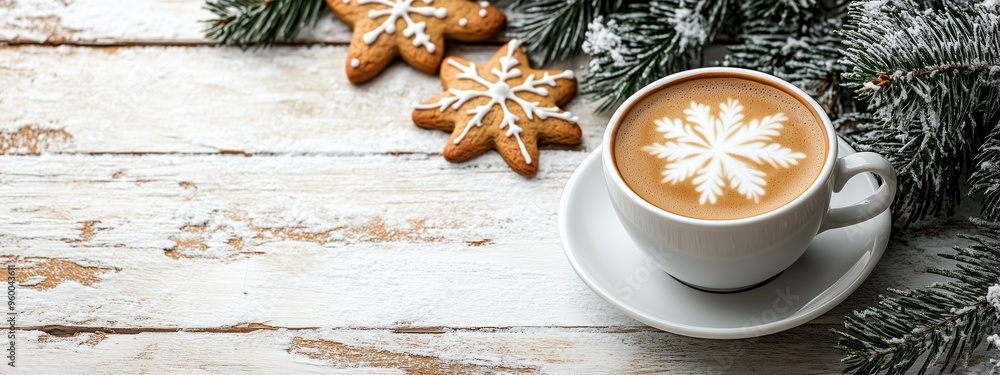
(326, 0, 506, 84)
(412, 39, 581, 176)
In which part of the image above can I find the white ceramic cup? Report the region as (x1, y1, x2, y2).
(602, 67, 897, 291)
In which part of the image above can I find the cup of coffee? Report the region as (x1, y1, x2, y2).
(602, 67, 896, 291)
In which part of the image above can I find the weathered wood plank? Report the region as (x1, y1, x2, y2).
(17, 325, 998, 374)
(0, 153, 627, 328)
(0, 0, 353, 44)
(0, 0, 515, 45)
(0, 45, 603, 155)
(11, 325, 855, 374)
(0, 153, 979, 330)
(1, 9, 992, 371)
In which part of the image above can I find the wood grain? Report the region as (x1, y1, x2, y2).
(0, 153, 980, 330)
(0, 45, 601, 155)
(0, 0, 512, 46)
(0, 0, 353, 45)
(15, 325, 853, 374)
(1, 3, 996, 372)
(1, 152, 627, 328)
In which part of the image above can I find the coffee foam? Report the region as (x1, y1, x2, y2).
(613, 76, 828, 220)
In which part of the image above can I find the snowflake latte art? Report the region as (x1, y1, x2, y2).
(613, 76, 828, 220)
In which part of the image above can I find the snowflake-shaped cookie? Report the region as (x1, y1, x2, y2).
(412, 40, 582, 176)
(642, 99, 806, 204)
(327, 0, 505, 83)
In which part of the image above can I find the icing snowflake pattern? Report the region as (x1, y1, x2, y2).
(413, 39, 578, 164)
(642, 99, 806, 204)
(359, 0, 448, 53)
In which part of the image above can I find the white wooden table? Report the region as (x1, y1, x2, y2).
(0, 1, 992, 373)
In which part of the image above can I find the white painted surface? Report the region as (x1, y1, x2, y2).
(0, 0, 351, 44)
(0, 46, 600, 155)
(0, 1, 993, 373)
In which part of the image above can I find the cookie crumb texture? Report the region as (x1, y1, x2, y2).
(412, 40, 582, 177)
(327, 0, 506, 84)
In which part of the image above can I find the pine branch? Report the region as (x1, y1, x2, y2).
(739, 0, 823, 22)
(839, 1, 1000, 225)
(843, 114, 974, 226)
(203, 0, 326, 49)
(507, 0, 626, 65)
(834, 218, 1000, 375)
(581, 0, 732, 112)
(842, 4, 1000, 131)
(724, 0, 856, 117)
(724, 15, 862, 119)
(971, 121, 1000, 221)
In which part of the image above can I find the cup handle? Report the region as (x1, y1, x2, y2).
(817, 152, 897, 233)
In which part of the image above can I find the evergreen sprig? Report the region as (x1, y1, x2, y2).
(739, 0, 820, 23)
(845, 116, 970, 226)
(724, 16, 861, 120)
(840, 1, 1000, 225)
(971, 125, 1000, 221)
(581, 0, 732, 112)
(507, 0, 626, 65)
(579, 0, 841, 113)
(834, 218, 1000, 375)
(203, 0, 326, 49)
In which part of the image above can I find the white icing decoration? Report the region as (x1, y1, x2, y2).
(343, 0, 350, 3)
(351, 58, 360, 68)
(478, 8, 487, 17)
(641, 99, 806, 204)
(459, 18, 468, 27)
(358, 0, 447, 53)
(413, 39, 577, 165)
(478, 1, 488, 7)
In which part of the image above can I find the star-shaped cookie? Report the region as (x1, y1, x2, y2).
(412, 40, 582, 176)
(326, 0, 506, 84)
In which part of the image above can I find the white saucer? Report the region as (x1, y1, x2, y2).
(559, 138, 890, 339)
